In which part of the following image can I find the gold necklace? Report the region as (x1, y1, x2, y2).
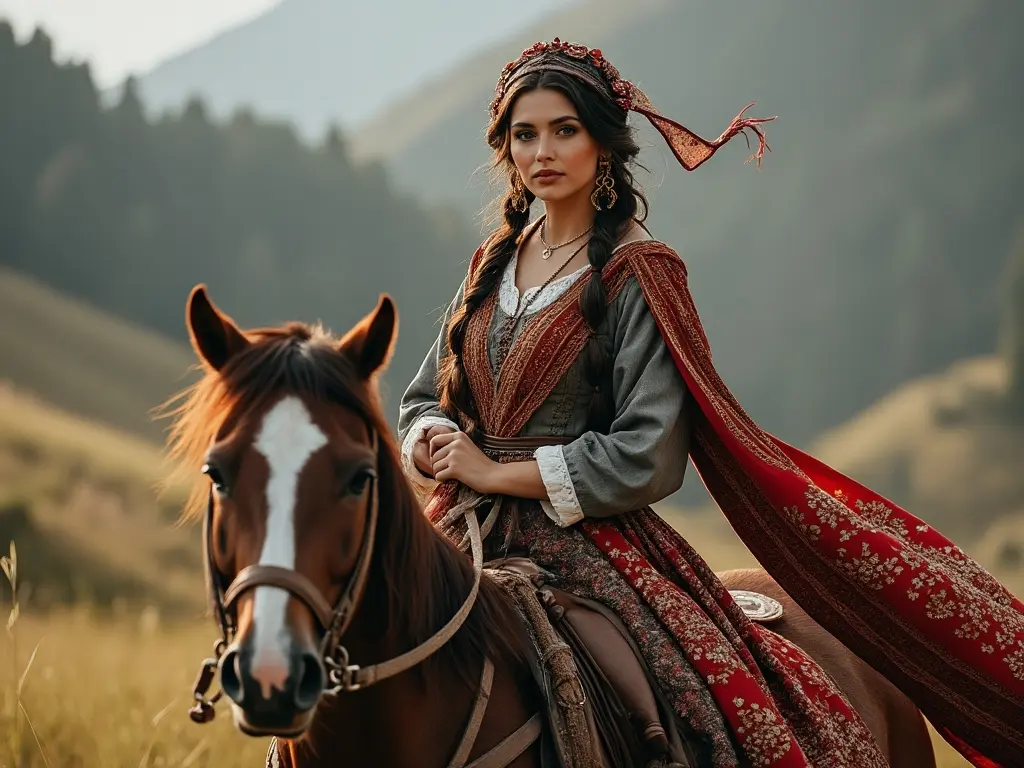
(539, 216, 594, 260)
(496, 237, 591, 371)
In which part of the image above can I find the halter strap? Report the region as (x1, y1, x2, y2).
(328, 490, 487, 692)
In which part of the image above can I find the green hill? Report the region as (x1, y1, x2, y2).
(0, 267, 195, 442)
(5, 8, 1020, 450)
(810, 355, 1024, 543)
(351, 0, 1024, 447)
(349, 0, 662, 169)
(0, 269, 201, 612)
(0, 382, 201, 615)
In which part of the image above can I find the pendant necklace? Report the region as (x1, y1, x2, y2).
(496, 237, 591, 373)
(539, 215, 593, 260)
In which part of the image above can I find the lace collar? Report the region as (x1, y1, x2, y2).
(498, 249, 589, 316)
(497, 219, 656, 316)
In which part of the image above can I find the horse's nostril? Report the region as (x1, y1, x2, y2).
(220, 647, 244, 704)
(294, 651, 325, 711)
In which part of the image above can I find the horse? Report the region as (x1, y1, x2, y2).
(163, 285, 936, 767)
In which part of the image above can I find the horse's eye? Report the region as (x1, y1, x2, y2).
(346, 468, 376, 497)
(202, 463, 229, 495)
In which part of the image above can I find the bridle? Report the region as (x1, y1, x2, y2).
(187, 427, 487, 724)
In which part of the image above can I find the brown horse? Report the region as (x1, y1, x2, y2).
(164, 285, 936, 767)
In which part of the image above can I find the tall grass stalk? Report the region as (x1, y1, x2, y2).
(3, 541, 50, 766)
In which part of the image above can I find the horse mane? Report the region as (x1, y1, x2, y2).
(157, 321, 526, 679)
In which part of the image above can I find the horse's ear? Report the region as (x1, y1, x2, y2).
(339, 294, 397, 378)
(186, 284, 250, 371)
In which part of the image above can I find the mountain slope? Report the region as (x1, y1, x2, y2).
(809, 355, 1024, 540)
(349, 0, 666, 170)
(0, 267, 195, 442)
(132, 0, 578, 136)
(351, 0, 1024, 445)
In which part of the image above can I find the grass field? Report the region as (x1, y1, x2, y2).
(0, 584, 972, 768)
(1, 602, 273, 768)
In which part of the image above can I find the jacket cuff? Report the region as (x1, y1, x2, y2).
(534, 445, 584, 527)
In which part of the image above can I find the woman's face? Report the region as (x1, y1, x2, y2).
(508, 87, 603, 206)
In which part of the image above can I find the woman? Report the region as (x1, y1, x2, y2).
(398, 39, 1023, 768)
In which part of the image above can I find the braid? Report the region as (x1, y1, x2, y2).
(579, 160, 637, 432)
(438, 183, 532, 431)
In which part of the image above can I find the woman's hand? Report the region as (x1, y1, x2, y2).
(413, 425, 456, 477)
(429, 431, 498, 493)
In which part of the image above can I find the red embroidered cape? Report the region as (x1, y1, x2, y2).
(625, 244, 1024, 766)
(435, 240, 1023, 767)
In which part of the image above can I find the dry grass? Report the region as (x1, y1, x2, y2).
(1, 578, 271, 767)
(0, 536, 975, 768)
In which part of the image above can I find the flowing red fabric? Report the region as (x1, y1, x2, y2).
(623, 245, 1024, 766)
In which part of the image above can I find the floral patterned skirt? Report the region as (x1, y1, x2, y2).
(483, 500, 889, 768)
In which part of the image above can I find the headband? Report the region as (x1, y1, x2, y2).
(491, 38, 775, 171)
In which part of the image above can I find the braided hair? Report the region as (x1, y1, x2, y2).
(438, 67, 648, 433)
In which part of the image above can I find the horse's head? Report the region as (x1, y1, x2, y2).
(169, 285, 397, 737)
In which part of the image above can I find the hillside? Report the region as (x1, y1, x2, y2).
(2, 275, 1018, 617)
(810, 355, 1024, 545)
(348, 0, 664, 173)
(0, 267, 196, 442)
(7, 10, 1022, 450)
(129, 0, 575, 137)
(351, 0, 1024, 446)
(0, 384, 201, 615)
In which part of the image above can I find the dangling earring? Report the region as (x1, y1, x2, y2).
(510, 175, 529, 213)
(591, 155, 618, 210)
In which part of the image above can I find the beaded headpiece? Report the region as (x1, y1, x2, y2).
(491, 38, 775, 171)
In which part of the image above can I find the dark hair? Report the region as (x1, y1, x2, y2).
(438, 65, 649, 432)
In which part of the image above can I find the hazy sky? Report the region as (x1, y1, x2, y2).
(0, 0, 279, 87)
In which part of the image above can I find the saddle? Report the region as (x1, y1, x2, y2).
(486, 557, 785, 768)
(486, 557, 697, 768)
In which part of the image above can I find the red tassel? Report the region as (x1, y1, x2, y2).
(716, 102, 776, 168)
(631, 100, 777, 172)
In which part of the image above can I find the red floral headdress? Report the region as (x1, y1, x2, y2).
(491, 38, 775, 171)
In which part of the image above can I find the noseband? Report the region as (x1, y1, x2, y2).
(188, 428, 487, 724)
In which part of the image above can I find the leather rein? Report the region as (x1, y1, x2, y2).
(187, 428, 542, 767)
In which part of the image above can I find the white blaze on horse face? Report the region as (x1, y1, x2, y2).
(250, 395, 327, 699)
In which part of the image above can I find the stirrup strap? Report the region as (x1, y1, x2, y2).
(465, 713, 543, 768)
(448, 657, 495, 768)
